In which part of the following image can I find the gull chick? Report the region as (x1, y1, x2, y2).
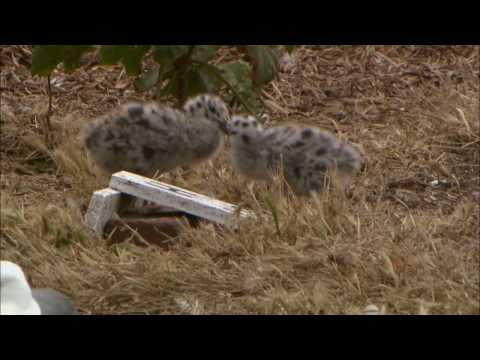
(81, 94, 230, 177)
(227, 115, 362, 196)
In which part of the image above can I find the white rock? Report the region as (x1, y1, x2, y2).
(1, 261, 77, 315)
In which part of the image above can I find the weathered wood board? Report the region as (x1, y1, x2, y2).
(85, 171, 255, 235)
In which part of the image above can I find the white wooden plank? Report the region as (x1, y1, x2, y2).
(84, 188, 123, 235)
(109, 171, 256, 226)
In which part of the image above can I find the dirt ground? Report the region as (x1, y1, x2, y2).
(1, 45, 479, 315)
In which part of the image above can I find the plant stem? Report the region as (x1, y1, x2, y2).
(46, 74, 52, 129)
(264, 195, 281, 237)
(175, 45, 197, 105)
(44, 74, 53, 148)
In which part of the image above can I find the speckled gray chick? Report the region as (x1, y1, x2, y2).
(227, 115, 362, 196)
(81, 94, 230, 177)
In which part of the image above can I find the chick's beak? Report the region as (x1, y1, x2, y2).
(219, 121, 229, 134)
(219, 117, 235, 134)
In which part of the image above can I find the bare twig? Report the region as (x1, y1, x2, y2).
(46, 74, 52, 121)
(44, 74, 53, 147)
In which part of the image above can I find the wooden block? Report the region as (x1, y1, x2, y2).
(109, 171, 256, 227)
(85, 188, 123, 236)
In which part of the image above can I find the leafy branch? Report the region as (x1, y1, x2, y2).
(30, 45, 297, 113)
(193, 60, 255, 115)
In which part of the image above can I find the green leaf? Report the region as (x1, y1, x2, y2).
(156, 77, 178, 98)
(153, 46, 218, 103)
(134, 64, 160, 91)
(153, 45, 189, 67)
(183, 66, 220, 97)
(218, 60, 258, 112)
(191, 45, 219, 62)
(121, 46, 150, 75)
(284, 45, 296, 54)
(218, 61, 251, 87)
(31, 45, 96, 76)
(244, 45, 279, 88)
(31, 46, 66, 76)
(62, 46, 96, 72)
(99, 45, 126, 65)
(99, 45, 150, 75)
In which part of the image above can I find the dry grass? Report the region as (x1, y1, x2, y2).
(1, 45, 479, 315)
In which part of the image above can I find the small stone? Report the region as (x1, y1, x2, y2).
(471, 191, 480, 202)
(328, 253, 355, 268)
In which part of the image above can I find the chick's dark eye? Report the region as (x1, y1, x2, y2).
(234, 120, 240, 126)
(208, 104, 217, 113)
